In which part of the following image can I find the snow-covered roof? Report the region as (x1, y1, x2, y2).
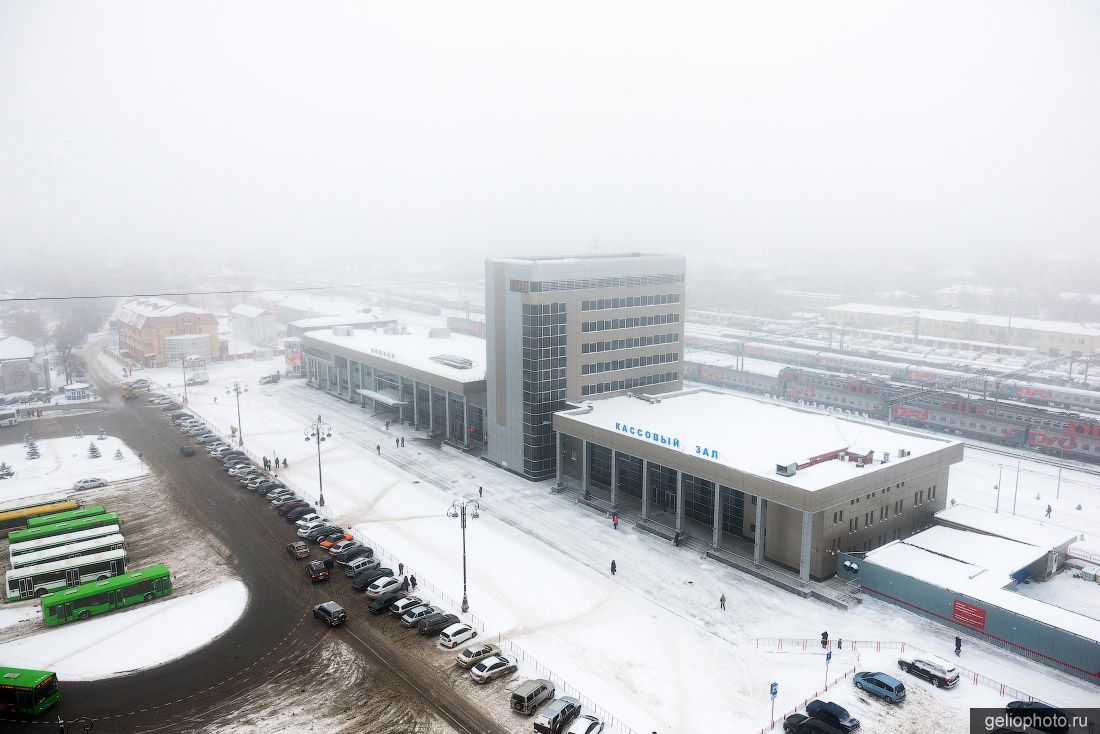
(685, 349, 787, 378)
(902, 526, 1047, 578)
(0, 336, 35, 361)
(118, 298, 214, 328)
(935, 285, 1021, 297)
(289, 315, 382, 329)
(935, 504, 1079, 552)
(556, 389, 958, 491)
(1058, 292, 1100, 306)
(867, 535, 1100, 643)
(302, 327, 486, 384)
(827, 303, 1100, 338)
(230, 304, 270, 319)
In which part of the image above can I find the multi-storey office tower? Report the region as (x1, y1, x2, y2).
(485, 253, 686, 480)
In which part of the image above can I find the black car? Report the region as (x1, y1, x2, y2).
(307, 525, 342, 543)
(278, 500, 311, 516)
(418, 613, 460, 636)
(286, 506, 316, 522)
(351, 567, 394, 592)
(1005, 702, 1069, 734)
(368, 591, 405, 614)
(805, 701, 858, 733)
(783, 715, 844, 734)
(179, 446, 195, 457)
(313, 601, 346, 626)
(339, 546, 374, 563)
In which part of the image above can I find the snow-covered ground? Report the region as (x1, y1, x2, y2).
(0, 580, 246, 679)
(1015, 572, 1100, 619)
(123, 355, 1100, 733)
(0, 433, 147, 502)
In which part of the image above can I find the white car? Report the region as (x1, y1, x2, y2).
(297, 520, 328, 537)
(73, 478, 107, 491)
(438, 622, 477, 649)
(295, 514, 325, 528)
(566, 715, 605, 734)
(389, 596, 426, 616)
(365, 576, 401, 598)
(469, 655, 517, 683)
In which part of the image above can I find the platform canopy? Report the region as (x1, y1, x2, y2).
(355, 387, 409, 406)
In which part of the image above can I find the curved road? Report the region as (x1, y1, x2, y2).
(4, 371, 508, 734)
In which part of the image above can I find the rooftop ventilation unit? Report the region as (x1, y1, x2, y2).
(882, 451, 890, 463)
(332, 326, 353, 337)
(776, 463, 797, 477)
(432, 354, 473, 369)
(636, 393, 661, 404)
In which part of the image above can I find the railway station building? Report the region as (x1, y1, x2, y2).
(300, 325, 487, 447)
(552, 388, 964, 587)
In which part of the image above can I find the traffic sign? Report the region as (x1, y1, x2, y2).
(770, 682, 778, 698)
(826, 651, 832, 663)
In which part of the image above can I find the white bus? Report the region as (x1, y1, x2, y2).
(11, 534, 126, 570)
(5, 548, 128, 601)
(0, 410, 16, 427)
(9, 524, 122, 561)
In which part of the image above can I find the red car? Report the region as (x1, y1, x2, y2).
(306, 560, 330, 582)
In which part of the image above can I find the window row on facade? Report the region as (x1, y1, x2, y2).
(581, 313, 680, 333)
(581, 371, 679, 396)
(513, 273, 684, 293)
(581, 293, 681, 312)
(581, 352, 679, 376)
(581, 333, 680, 354)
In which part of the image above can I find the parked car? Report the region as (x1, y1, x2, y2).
(565, 715, 605, 734)
(271, 495, 300, 509)
(297, 521, 327, 538)
(287, 541, 310, 559)
(306, 560, 331, 582)
(897, 654, 959, 688)
(470, 655, 518, 684)
(783, 714, 844, 734)
(278, 501, 311, 516)
(337, 546, 373, 564)
(161, 402, 182, 411)
(533, 696, 582, 734)
(456, 642, 500, 669)
(400, 605, 441, 628)
(1005, 702, 1070, 734)
(352, 568, 394, 592)
(319, 532, 353, 549)
(389, 596, 425, 616)
(307, 525, 343, 543)
(344, 556, 381, 577)
(130, 378, 150, 389)
(73, 478, 107, 491)
(296, 515, 326, 529)
(195, 435, 222, 445)
(219, 453, 248, 464)
(415, 616, 459, 638)
(510, 678, 554, 711)
(259, 373, 281, 385)
(368, 591, 405, 614)
(852, 672, 906, 703)
(264, 487, 294, 500)
(313, 601, 347, 626)
(805, 701, 860, 732)
(286, 506, 316, 521)
(328, 540, 361, 558)
(438, 622, 477, 649)
(179, 446, 195, 457)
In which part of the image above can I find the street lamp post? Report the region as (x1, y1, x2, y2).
(304, 415, 333, 507)
(224, 381, 248, 446)
(447, 498, 479, 613)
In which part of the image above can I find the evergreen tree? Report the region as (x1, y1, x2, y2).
(88, 441, 101, 459)
(0, 462, 12, 478)
(74, 426, 84, 438)
(26, 444, 40, 460)
(114, 449, 124, 460)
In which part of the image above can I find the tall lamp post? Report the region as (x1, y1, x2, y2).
(224, 381, 248, 446)
(304, 415, 333, 507)
(447, 498, 479, 612)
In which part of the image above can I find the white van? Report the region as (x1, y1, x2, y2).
(438, 622, 477, 649)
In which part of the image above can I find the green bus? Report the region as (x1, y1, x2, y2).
(8, 513, 121, 545)
(0, 667, 59, 715)
(0, 500, 80, 534)
(26, 505, 106, 528)
(41, 564, 171, 627)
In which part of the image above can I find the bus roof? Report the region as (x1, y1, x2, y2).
(10, 525, 122, 557)
(14, 534, 125, 568)
(0, 667, 56, 689)
(40, 564, 170, 606)
(5, 547, 127, 582)
(0, 494, 69, 515)
(8, 513, 121, 544)
(0, 501, 80, 524)
(26, 505, 106, 528)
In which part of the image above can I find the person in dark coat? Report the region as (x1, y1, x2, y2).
(719, 594, 726, 610)
(376, 444, 381, 455)
(401, 576, 410, 592)
(479, 486, 483, 498)
(955, 635, 962, 656)
(610, 560, 617, 575)
(821, 631, 828, 648)
(395, 437, 400, 448)
(400, 437, 405, 447)
(410, 574, 418, 590)
(282, 458, 287, 468)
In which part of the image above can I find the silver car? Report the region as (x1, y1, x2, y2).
(456, 642, 501, 669)
(469, 655, 517, 683)
(400, 605, 441, 628)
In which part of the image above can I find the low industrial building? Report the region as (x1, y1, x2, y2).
(287, 315, 395, 338)
(552, 388, 964, 586)
(836, 526, 1100, 683)
(301, 325, 487, 446)
(935, 504, 1077, 578)
(230, 304, 278, 347)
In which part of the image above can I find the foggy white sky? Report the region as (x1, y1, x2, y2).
(1, 1, 1098, 265)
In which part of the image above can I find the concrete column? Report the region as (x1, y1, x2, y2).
(754, 498, 767, 565)
(675, 471, 685, 532)
(412, 379, 419, 429)
(712, 485, 722, 547)
(799, 511, 813, 588)
(428, 386, 435, 434)
(641, 460, 649, 519)
(581, 440, 590, 496)
(555, 430, 563, 486)
(444, 391, 453, 441)
(462, 395, 469, 447)
(609, 450, 618, 508)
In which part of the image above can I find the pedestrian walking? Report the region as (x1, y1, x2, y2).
(612, 514, 619, 530)
(478, 486, 483, 498)
(213, 396, 218, 404)
(1045, 504, 1052, 518)
(385, 420, 390, 430)
(410, 574, 418, 590)
(610, 560, 617, 576)
(838, 639, 843, 650)
(282, 458, 287, 468)
(395, 437, 400, 448)
(398, 562, 404, 575)
(400, 437, 405, 447)
(401, 576, 410, 592)
(821, 631, 829, 649)
(274, 456, 279, 467)
(719, 594, 726, 610)
(376, 444, 381, 455)
(955, 635, 962, 656)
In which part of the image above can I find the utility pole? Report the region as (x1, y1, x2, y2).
(304, 416, 333, 507)
(1012, 457, 1021, 515)
(995, 465, 1003, 513)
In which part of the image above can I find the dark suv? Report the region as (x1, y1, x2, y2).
(306, 560, 331, 582)
(805, 701, 859, 732)
(783, 714, 844, 734)
(307, 525, 342, 543)
(313, 601, 347, 626)
(351, 568, 394, 592)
